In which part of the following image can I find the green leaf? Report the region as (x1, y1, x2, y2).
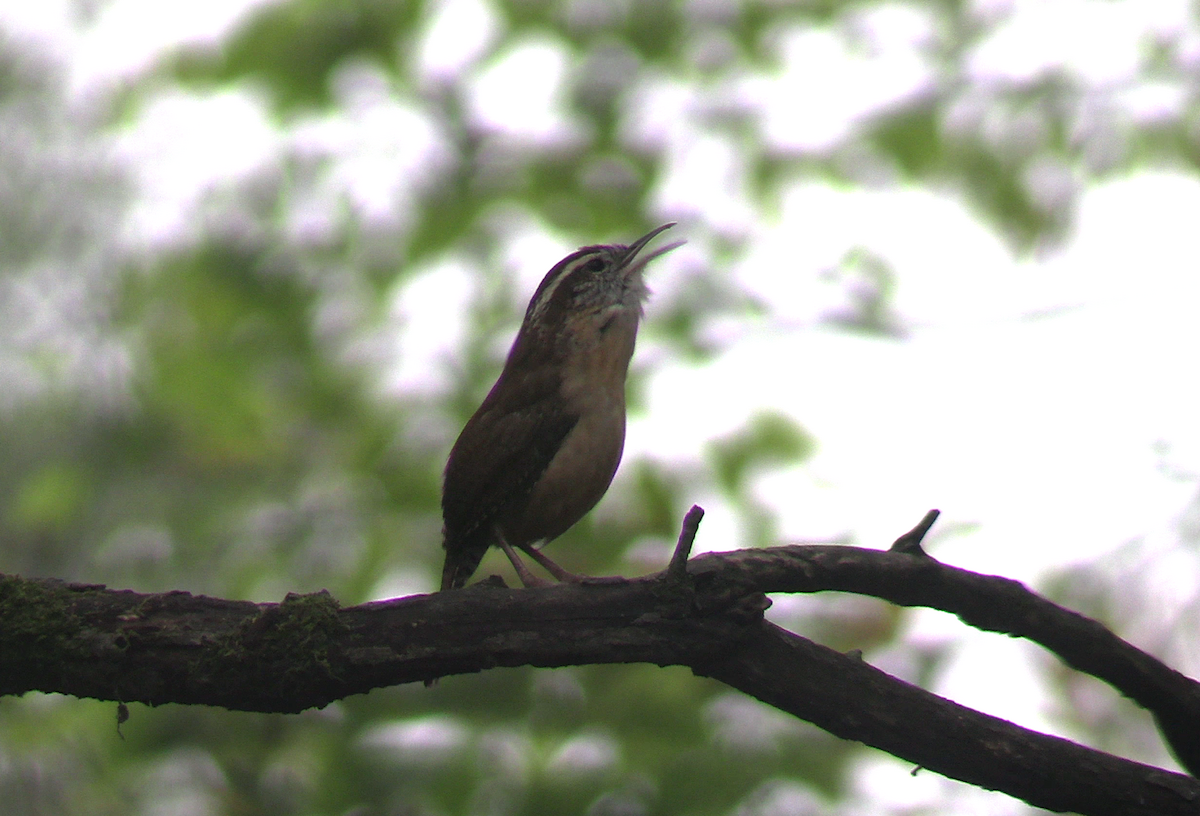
(709, 412, 814, 495)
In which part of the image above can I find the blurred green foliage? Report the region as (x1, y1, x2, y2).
(2, 0, 1198, 813)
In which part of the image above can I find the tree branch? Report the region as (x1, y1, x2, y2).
(702, 623, 1199, 816)
(683, 542, 1200, 777)
(3, 515, 1200, 815)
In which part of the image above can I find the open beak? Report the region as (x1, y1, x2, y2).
(621, 222, 685, 277)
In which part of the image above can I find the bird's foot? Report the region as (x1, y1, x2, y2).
(521, 545, 592, 583)
(497, 537, 552, 587)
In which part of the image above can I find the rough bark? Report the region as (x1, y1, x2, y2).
(2, 511, 1199, 815)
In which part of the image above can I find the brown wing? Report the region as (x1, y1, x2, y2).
(440, 367, 578, 589)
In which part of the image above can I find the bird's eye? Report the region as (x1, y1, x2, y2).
(581, 257, 606, 274)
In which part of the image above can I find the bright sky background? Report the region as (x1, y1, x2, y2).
(4, 0, 1200, 808)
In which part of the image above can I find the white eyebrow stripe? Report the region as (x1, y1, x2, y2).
(528, 251, 603, 324)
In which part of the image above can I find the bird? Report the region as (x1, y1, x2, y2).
(439, 223, 682, 590)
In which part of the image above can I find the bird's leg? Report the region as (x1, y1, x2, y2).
(496, 533, 550, 587)
(524, 544, 627, 584)
(520, 544, 587, 583)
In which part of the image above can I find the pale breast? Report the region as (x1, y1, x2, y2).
(500, 401, 626, 547)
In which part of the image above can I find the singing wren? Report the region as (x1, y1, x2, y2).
(440, 223, 682, 590)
